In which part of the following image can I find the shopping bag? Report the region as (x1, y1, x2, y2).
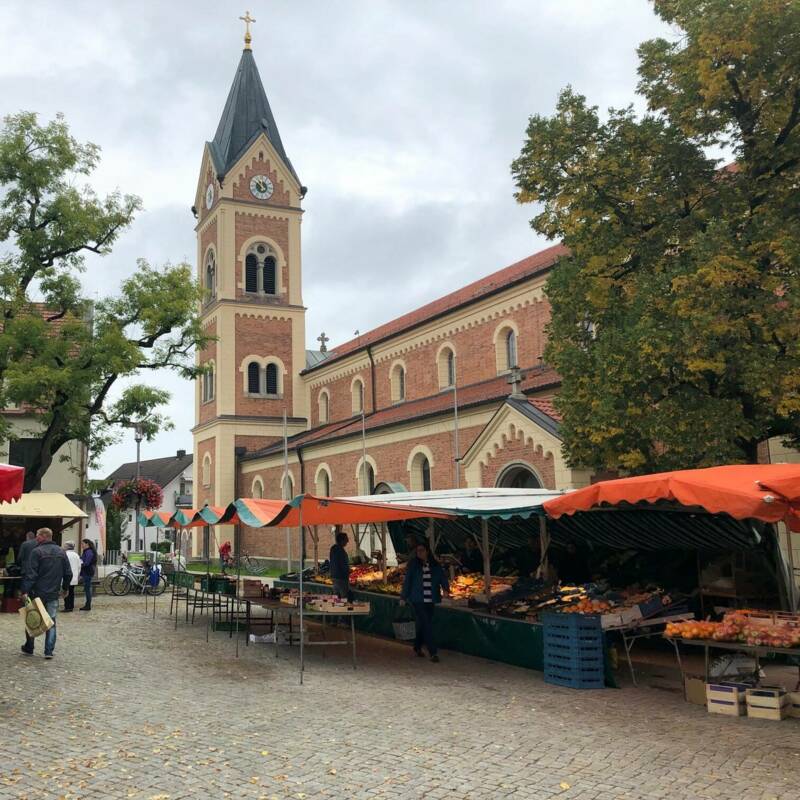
(19, 597, 54, 638)
(392, 603, 417, 641)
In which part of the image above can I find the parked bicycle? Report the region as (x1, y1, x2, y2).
(109, 562, 167, 596)
(240, 552, 268, 575)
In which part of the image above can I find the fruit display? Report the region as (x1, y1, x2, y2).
(495, 583, 672, 623)
(666, 610, 800, 648)
(448, 573, 514, 601)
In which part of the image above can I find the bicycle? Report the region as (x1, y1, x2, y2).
(240, 553, 268, 576)
(109, 562, 168, 596)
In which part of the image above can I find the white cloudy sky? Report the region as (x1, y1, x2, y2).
(0, 0, 669, 477)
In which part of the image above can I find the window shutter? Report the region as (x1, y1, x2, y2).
(263, 256, 276, 294)
(245, 254, 258, 292)
(265, 363, 278, 395)
(247, 362, 261, 394)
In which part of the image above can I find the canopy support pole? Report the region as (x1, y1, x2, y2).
(235, 522, 241, 659)
(784, 525, 798, 611)
(312, 525, 319, 569)
(537, 516, 550, 581)
(426, 519, 435, 554)
(481, 518, 491, 599)
(379, 523, 387, 582)
(175, 528, 181, 630)
(299, 501, 305, 685)
(153, 525, 159, 619)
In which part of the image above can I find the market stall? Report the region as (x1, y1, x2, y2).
(141, 494, 453, 682)
(0, 492, 87, 612)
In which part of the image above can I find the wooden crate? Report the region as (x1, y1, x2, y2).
(746, 687, 788, 721)
(706, 682, 748, 716)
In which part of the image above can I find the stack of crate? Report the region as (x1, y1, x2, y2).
(542, 612, 604, 689)
(706, 682, 749, 716)
(746, 687, 789, 720)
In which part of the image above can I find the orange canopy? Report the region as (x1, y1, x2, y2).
(140, 495, 453, 529)
(219, 494, 454, 528)
(543, 464, 800, 530)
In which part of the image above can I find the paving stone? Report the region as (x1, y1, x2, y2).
(2, 596, 800, 799)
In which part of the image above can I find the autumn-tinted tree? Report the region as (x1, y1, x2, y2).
(511, 0, 800, 472)
(0, 112, 210, 490)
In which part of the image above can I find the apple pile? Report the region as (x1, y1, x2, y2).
(665, 610, 800, 648)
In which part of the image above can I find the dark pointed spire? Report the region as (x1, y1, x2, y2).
(209, 48, 299, 184)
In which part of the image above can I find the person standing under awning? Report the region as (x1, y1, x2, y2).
(329, 528, 352, 601)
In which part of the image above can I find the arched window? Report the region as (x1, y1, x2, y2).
(282, 472, 294, 500)
(506, 329, 518, 370)
(202, 363, 215, 403)
(420, 457, 431, 492)
(263, 256, 276, 295)
(251, 478, 263, 499)
(391, 363, 406, 403)
(352, 378, 364, 415)
(316, 468, 331, 497)
(438, 346, 456, 389)
(245, 253, 258, 293)
(205, 251, 216, 301)
(265, 363, 278, 395)
(495, 324, 519, 373)
(318, 391, 329, 424)
(359, 461, 375, 495)
(202, 454, 211, 487)
(496, 464, 542, 489)
(247, 361, 261, 394)
(409, 449, 434, 492)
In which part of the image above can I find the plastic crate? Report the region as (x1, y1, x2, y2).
(541, 611, 603, 632)
(544, 663, 605, 690)
(546, 650, 604, 672)
(544, 636, 603, 660)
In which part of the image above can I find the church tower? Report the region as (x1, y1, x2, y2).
(192, 18, 307, 515)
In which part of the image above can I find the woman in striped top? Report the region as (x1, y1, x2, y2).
(400, 542, 449, 662)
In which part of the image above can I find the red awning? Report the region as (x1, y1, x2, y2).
(543, 464, 800, 530)
(0, 464, 24, 504)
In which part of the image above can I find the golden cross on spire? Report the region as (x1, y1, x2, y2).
(239, 10, 256, 50)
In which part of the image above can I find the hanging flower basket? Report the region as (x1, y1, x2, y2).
(112, 478, 163, 510)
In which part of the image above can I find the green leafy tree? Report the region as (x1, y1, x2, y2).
(0, 112, 210, 490)
(511, 0, 800, 472)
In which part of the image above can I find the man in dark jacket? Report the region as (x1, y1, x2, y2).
(15, 531, 36, 573)
(20, 528, 72, 659)
(329, 528, 351, 600)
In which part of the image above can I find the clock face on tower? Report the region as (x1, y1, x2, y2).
(205, 183, 214, 210)
(250, 175, 274, 200)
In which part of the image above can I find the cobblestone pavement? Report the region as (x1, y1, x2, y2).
(2, 596, 800, 800)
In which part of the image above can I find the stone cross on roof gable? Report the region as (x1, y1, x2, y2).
(507, 366, 526, 399)
(317, 332, 329, 353)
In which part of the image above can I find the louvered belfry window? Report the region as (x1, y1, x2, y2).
(265, 363, 278, 395)
(245, 253, 259, 292)
(247, 362, 261, 393)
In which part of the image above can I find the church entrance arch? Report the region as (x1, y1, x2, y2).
(496, 462, 542, 489)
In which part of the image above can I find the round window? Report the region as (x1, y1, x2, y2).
(257, 245, 266, 255)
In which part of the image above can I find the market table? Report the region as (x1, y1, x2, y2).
(246, 598, 371, 669)
(270, 582, 638, 685)
(670, 637, 800, 686)
(604, 613, 694, 687)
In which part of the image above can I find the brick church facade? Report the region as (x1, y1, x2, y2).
(191, 37, 598, 559)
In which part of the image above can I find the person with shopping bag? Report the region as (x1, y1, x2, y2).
(19, 528, 72, 659)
